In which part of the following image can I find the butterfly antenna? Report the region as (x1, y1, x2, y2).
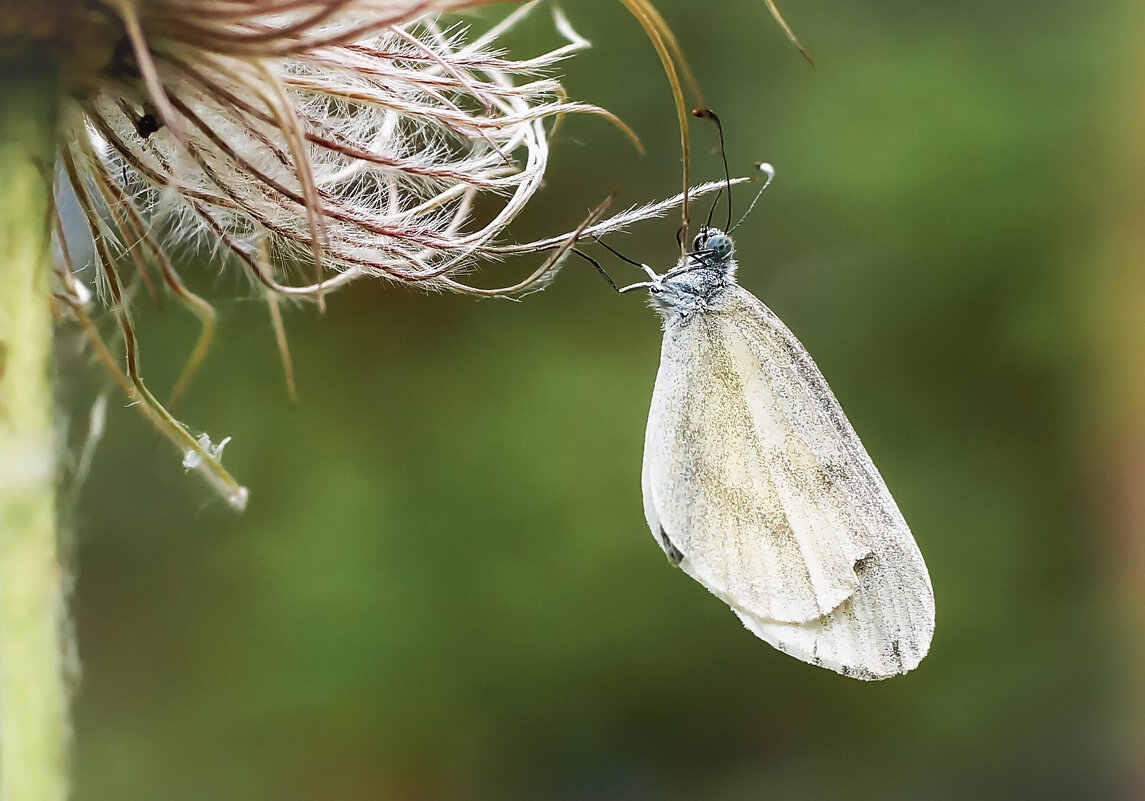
(693, 107, 732, 231)
(728, 162, 775, 234)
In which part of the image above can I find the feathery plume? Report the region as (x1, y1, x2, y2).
(42, 0, 689, 508)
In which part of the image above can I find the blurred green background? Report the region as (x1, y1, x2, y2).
(68, 0, 1145, 798)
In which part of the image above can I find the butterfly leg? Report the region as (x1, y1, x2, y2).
(593, 237, 659, 282)
(617, 281, 658, 294)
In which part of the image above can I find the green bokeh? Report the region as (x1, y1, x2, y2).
(69, 1, 1141, 798)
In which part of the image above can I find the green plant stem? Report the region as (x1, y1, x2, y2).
(0, 49, 67, 801)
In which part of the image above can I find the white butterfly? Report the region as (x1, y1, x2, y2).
(614, 166, 934, 679)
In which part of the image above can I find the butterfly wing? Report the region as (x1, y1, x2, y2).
(642, 284, 934, 679)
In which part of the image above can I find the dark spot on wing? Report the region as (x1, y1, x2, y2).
(659, 527, 683, 567)
(891, 639, 903, 671)
(854, 553, 877, 577)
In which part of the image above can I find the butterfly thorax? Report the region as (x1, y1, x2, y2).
(649, 227, 739, 320)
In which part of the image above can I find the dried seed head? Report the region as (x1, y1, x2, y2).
(17, 0, 730, 507)
(72, 1, 638, 299)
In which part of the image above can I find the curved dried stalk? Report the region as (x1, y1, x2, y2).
(617, 0, 696, 244)
(61, 146, 249, 510)
(761, 0, 814, 65)
(615, 0, 810, 245)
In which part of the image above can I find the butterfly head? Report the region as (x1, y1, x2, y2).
(692, 227, 734, 264)
(646, 226, 739, 317)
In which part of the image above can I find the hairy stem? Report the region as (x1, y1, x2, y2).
(0, 48, 67, 801)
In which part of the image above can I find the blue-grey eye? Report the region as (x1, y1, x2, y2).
(706, 232, 733, 260)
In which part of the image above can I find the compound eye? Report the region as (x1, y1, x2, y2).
(708, 234, 733, 259)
